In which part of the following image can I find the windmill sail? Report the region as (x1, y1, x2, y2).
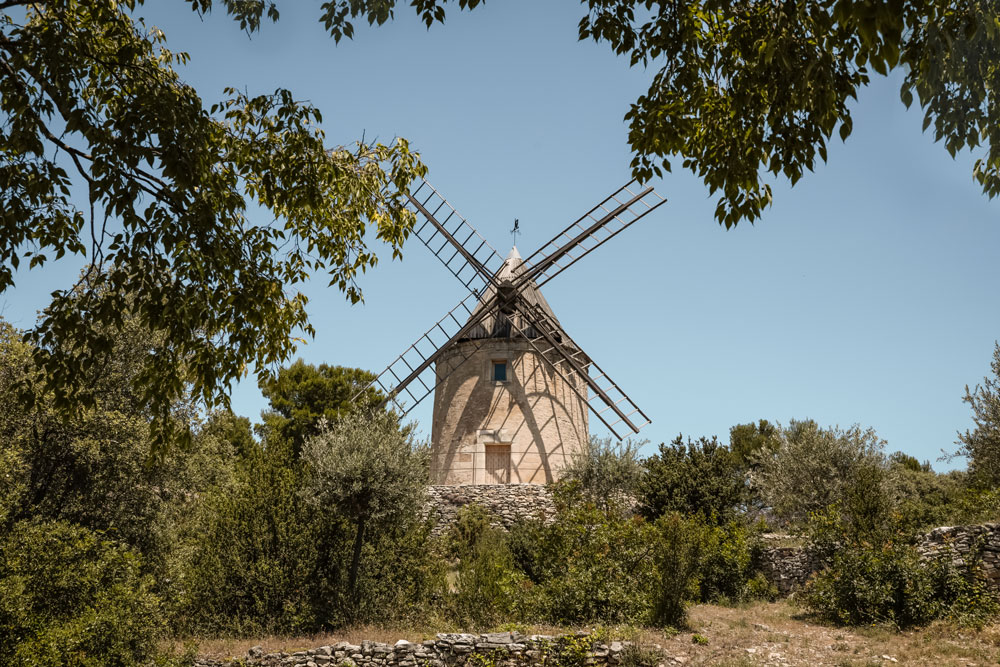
(406, 178, 505, 296)
(358, 291, 498, 414)
(517, 180, 666, 289)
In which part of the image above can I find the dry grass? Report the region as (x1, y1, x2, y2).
(181, 602, 1000, 665)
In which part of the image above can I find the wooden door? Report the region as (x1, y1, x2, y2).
(484, 444, 511, 484)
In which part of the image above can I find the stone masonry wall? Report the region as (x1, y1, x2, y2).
(424, 484, 556, 537)
(195, 632, 635, 667)
(756, 544, 823, 595)
(917, 523, 1000, 586)
(758, 523, 1000, 594)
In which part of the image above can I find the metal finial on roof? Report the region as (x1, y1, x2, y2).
(511, 218, 520, 246)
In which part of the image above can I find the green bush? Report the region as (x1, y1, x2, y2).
(925, 548, 1000, 628)
(173, 445, 320, 635)
(803, 538, 999, 628)
(509, 488, 657, 625)
(802, 509, 1000, 629)
(951, 486, 1000, 525)
(353, 519, 447, 628)
(890, 463, 966, 533)
(639, 435, 749, 524)
(447, 506, 525, 628)
(0, 521, 170, 667)
(803, 538, 939, 627)
(696, 518, 772, 603)
(650, 512, 704, 628)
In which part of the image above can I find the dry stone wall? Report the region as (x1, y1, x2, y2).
(756, 544, 822, 595)
(917, 523, 1000, 586)
(758, 523, 1000, 594)
(424, 484, 556, 537)
(195, 632, 634, 667)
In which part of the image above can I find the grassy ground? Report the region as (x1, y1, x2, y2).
(185, 600, 1000, 665)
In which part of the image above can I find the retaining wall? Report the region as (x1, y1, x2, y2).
(424, 484, 556, 537)
(758, 523, 1000, 594)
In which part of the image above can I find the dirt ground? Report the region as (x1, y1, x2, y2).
(188, 601, 1000, 666)
(653, 600, 1000, 665)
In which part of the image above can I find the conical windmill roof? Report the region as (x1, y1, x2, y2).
(461, 247, 573, 346)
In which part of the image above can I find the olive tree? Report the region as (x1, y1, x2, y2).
(301, 410, 428, 601)
(559, 435, 645, 510)
(749, 419, 892, 529)
(956, 342, 1000, 485)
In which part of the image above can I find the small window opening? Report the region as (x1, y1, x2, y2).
(492, 360, 507, 382)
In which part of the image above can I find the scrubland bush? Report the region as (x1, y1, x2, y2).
(649, 512, 773, 628)
(0, 521, 174, 667)
(447, 506, 525, 628)
(695, 517, 774, 603)
(650, 512, 705, 627)
(174, 444, 319, 635)
(509, 483, 658, 625)
(560, 435, 645, 510)
(802, 506, 999, 629)
(639, 435, 749, 524)
(803, 536, 999, 628)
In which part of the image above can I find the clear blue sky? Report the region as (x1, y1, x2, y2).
(4, 2, 999, 468)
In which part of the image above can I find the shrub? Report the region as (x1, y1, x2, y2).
(802, 537, 940, 627)
(173, 445, 319, 635)
(509, 488, 657, 625)
(0, 521, 167, 666)
(639, 435, 748, 524)
(447, 506, 525, 628)
(802, 508, 1000, 629)
(560, 435, 645, 510)
(925, 548, 1000, 628)
(890, 463, 966, 532)
(696, 518, 772, 603)
(534, 634, 594, 667)
(650, 512, 704, 628)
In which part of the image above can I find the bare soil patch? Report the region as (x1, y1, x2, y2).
(653, 600, 1000, 665)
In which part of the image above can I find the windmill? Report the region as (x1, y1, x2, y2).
(358, 178, 666, 484)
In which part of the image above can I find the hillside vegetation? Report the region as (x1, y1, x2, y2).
(3, 322, 1000, 665)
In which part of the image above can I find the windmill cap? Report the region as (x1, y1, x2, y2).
(459, 244, 580, 354)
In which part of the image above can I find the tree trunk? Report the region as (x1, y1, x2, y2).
(349, 514, 366, 602)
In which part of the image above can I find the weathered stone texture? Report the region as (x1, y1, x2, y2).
(916, 523, 1000, 586)
(424, 483, 556, 537)
(756, 544, 823, 595)
(758, 523, 1000, 594)
(194, 632, 635, 667)
(431, 340, 588, 485)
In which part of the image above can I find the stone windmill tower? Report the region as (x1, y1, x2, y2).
(430, 246, 589, 484)
(358, 178, 666, 484)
